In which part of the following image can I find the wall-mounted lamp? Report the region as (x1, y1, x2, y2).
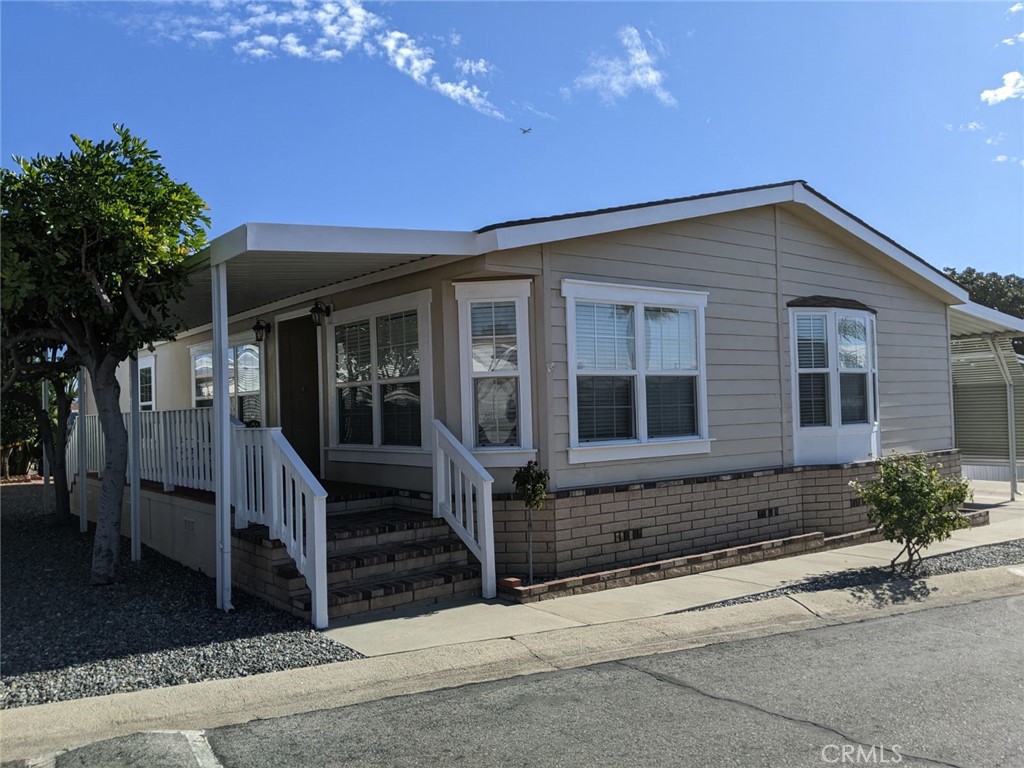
(252, 318, 271, 343)
(310, 299, 332, 326)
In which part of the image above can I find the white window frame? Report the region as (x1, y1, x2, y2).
(325, 289, 433, 458)
(562, 279, 711, 464)
(138, 356, 155, 411)
(789, 307, 879, 465)
(455, 280, 535, 468)
(189, 332, 265, 424)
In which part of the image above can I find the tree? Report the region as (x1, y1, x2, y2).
(851, 453, 971, 573)
(944, 267, 1024, 353)
(1, 125, 209, 583)
(0, 380, 38, 479)
(1, 348, 78, 523)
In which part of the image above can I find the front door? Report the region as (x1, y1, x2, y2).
(278, 317, 321, 473)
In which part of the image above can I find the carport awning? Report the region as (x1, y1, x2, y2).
(949, 302, 1024, 387)
(170, 223, 481, 331)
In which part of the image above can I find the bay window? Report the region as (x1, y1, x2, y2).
(562, 280, 710, 464)
(790, 305, 878, 464)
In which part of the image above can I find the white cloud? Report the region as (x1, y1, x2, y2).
(992, 154, 1023, 165)
(455, 57, 492, 78)
(986, 131, 1007, 145)
(193, 30, 225, 43)
(281, 32, 309, 58)
(1010, 2, 1024, 13)
(994, 154, 1011, 161)
(980, 71, 1024, 104)
(521, 102, 557, 121)
(120, 0, 506, 119)
(572, 26, 677, 107)
(1001, 31, 1024, 45)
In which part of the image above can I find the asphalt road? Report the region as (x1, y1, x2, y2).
(32, 596, 1024, 768)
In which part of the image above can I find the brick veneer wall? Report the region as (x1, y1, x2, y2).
(491, 449, 962, 580)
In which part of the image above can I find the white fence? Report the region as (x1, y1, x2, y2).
(432, 419, 496, 598)
(233, 427, 328, 628)
(67, 408, 329, 629)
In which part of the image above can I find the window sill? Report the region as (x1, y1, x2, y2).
(326, 447, 433, 467)
(567, 438, 713, 465)
(472, 449, 537, 468)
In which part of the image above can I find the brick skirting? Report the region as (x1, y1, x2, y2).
(491, 450, 963, 580)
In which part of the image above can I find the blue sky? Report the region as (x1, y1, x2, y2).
(2, 1, 1022, 275)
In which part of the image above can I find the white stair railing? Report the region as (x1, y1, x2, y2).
(66, 417, 79, 487)
(432, 419, 496, 598)
(232, 426, 328, 630)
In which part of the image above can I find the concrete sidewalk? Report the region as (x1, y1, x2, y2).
(324, 479, 1023, 656)
(2, 480, 1021, 762)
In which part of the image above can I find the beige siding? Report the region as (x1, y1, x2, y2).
(776, 209, 953, 455)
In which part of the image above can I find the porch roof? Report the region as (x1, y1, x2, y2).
(171, 180, 971, 332)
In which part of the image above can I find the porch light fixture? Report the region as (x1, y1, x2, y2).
(252, 318, 270, 343)
(310, 299, 332, 326)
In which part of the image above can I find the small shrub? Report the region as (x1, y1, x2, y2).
(851, 453, 971, 573)
(512, 461, 549, 584)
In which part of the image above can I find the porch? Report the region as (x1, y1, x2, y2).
(66, 408, 497, 628)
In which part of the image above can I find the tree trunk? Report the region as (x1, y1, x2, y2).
(51, 381, 73, 524)
(2, 446, 10, 479)
(90, 362, 127, 585)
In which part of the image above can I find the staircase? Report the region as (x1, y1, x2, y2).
(232, 503, 482, 624)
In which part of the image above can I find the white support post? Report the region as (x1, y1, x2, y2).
(212, 262, 234, 613)
(78, 367, 88, 532)
(41, 381, 50, 512)
(129, 354, 142, 561)
(1008, 384, 1017, 501)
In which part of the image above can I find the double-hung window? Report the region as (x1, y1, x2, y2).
(455, 281, 533, 463)
(331, 290, 432, 450)
(790, 306, 878, 464)
(191, 339, 263, 425)
(138, 357, 155, 411)
(562, 280, 710, 464)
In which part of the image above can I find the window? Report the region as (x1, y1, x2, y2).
(455, 281, 533, 458)
(330, 290, 432, 450)
(138, 357, 155, 411)
(562, 280, 710, 464)
(792, 310, 876, 430)
(191, 340, 263, 425)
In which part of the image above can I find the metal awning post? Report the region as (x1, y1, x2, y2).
(41, 380, 50, 512)
(129, 354, 142, 560)
(987, 337, 1018, 501)
(212, 261, 233, 613)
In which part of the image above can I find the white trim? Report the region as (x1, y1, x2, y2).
(474, 448, 538, 468)
(561, 278, 711, 461)
(569, 438, 713, 465)
(455, 280, 534, 453)
(561, 278, 708, 307)
(325, 288, 434, 451)
(792, 186, 967, 304)
(137, 355, 156, 411)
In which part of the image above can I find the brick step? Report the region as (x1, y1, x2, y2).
(324, 507, 449, 553)
(290, 563, 482, 621)
(272, 536, 470, 590)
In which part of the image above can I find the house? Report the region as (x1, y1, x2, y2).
(66, 180, 1024, 628)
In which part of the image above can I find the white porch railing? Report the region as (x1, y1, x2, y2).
(432, 419, 496, 598)
(66, 408, 329, 629)
(233, 426, 328, 629)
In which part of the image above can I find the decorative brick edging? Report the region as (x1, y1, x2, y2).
(497, 508, 991, 603)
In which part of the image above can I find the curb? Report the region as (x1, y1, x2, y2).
(2, 564, 1022, 762)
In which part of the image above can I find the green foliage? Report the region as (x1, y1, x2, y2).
(1, 124, 210, 362)
(0, 378, 39, 477)
(513, 460, 550, 512)
(851, 453, 971, 573)
(944, 267, 1024, 353)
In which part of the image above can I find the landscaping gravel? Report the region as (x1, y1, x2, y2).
(0, 484, 362, 710)
(676, 538, 1024, 613)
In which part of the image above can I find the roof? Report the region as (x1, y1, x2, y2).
(949, 301, 1024, 338)
(786, 296, 877, 314)
(175, 180, 969, 331)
